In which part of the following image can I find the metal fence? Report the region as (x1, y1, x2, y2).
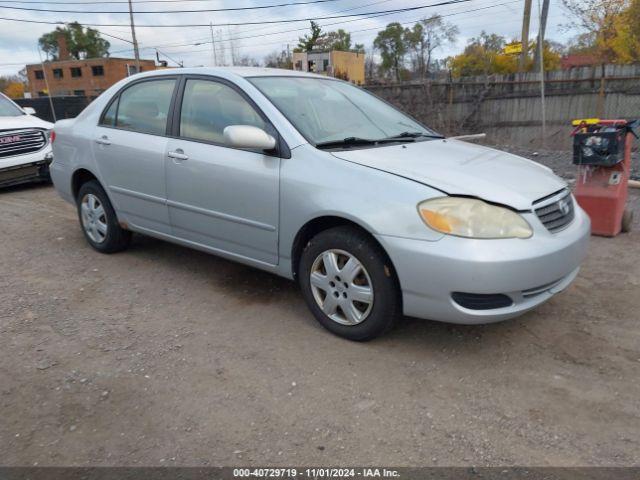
(15, 96, 93, 123)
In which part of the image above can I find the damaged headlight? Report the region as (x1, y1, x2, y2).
(418, 197, 533, 239)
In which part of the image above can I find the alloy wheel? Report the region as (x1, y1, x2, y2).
(80, 193, 108, 244)
(309, 249, 374, 325)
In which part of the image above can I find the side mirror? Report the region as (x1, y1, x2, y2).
(23, 107, 36, 115)
(223, 125, 276, 151)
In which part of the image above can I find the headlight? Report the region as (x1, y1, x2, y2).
(418, 197, 533, 239)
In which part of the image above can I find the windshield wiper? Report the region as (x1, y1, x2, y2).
(385, 131, 445, 140)
(315, 137, 378, 149)
(315, 132, 443, 150)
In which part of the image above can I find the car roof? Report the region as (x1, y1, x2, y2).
(134, 66, 331, 81)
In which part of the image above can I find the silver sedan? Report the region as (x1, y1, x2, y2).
(50, 67, 590, 340)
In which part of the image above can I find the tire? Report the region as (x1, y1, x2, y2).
(76, 180, 131, 253)
(621, 209, 633, 233)
(298, 226, 401, 341)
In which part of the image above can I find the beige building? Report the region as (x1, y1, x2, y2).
(292, 50, 365, 85)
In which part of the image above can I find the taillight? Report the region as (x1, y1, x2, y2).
(50, 130, 56, 143)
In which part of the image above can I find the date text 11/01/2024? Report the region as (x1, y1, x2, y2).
(233, 468, 401, 478)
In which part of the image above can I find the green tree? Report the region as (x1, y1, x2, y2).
(295, 21, 324, 52)
(373, 22, 408, 81)
(317, 29, 352, 51)
(39, 22, 110, 60)
(405, 15, 458, 78)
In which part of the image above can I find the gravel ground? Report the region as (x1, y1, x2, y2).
(496, 145, 640, 181)
(1, 154, 639, 467)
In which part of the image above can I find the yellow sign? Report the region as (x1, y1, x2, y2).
(503, 42, 523, 55)
(571, 118, 600, 126)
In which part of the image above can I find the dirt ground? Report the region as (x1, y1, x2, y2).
(1, 178, 639, 466)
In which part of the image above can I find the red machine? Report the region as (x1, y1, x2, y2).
(571, 118, 638, 237)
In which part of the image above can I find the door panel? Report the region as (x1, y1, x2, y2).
(94, 126, 170, 233)
(92, 78, 176, 233)
(166, 78, 280, 265)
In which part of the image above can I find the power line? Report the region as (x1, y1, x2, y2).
(0, 0, 477, 27)
(163, 0, 524, 54)
(0, 0, 344, 14)
(149, 0, 523, 52)
(0, 0, 335, 3)
(109, 0, 393, 52)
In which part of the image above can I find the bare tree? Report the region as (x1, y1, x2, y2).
(405, 15, 458, 79)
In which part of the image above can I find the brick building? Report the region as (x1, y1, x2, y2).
(26, 57, 158, 98)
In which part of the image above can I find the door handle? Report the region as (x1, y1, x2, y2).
(95, 135, 111, 146)
(168, 150, 189, 161)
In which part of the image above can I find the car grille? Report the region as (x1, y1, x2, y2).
(0, 129, 47, 158)
(534, 189, 575, 233)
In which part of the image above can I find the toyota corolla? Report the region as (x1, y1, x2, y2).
(50, 68, 590, 340)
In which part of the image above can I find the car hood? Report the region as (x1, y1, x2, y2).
(330, 139, 566, 210)
(0, 114, 53, 131)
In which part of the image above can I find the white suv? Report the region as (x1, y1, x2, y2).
(0, 92, 53, 188)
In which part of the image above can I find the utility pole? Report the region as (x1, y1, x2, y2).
(209, 22, 217, 67)
(537, 0, 546, 147)
(533, 0, 550, 67)
(519, 0, 532, 72)
(127, 0, 141, 72)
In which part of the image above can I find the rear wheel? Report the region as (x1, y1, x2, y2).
(76, 180, 131, 253)
(298, 226, 401, 341)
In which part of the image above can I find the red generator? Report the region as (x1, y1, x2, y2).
(571, 118, 638, 237)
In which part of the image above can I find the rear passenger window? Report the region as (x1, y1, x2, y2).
(115, 79, 176, 135)
(101, 99, 117, 126)
(179, 79, 266, 145)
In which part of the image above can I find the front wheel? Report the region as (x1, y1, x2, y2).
(298, 226, 401, 341)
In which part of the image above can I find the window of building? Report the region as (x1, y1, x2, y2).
(112, 79, 176, 135)
(179, 79, 266, 146)
(92, 65, 105, 76)
(70, 67, 82, 78)
(53, 68, 63, 79)
(34, 70, 44, 80)
(73, 90, 85, 97)
(323, 59, 329, 72)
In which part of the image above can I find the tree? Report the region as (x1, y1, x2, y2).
(317, 29, 352, 51)
(449, 32, 514, 77)
(405, 15, 458, 78)
(448, 31, 562, 77)
(4, 82, 24, 99)
(0, 75, 25, 98)
(373, 23, 408, 81)
(561, 0, 629, 62)
(263, 50, 292, 69)
(39, 22, 110, 60)
(296, 21, 324, 52)
(611, 0, 640, 62)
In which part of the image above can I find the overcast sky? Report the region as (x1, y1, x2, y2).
(0, 0, 579, 76)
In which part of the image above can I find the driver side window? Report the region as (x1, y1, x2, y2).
(179, 79, 267, 146)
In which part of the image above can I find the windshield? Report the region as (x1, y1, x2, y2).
(0, 95, 24, 117)
(248, 76, 438, 146)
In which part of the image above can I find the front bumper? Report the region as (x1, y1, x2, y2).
(376, 204, 591, 324)
(0, 150, 53, 188)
